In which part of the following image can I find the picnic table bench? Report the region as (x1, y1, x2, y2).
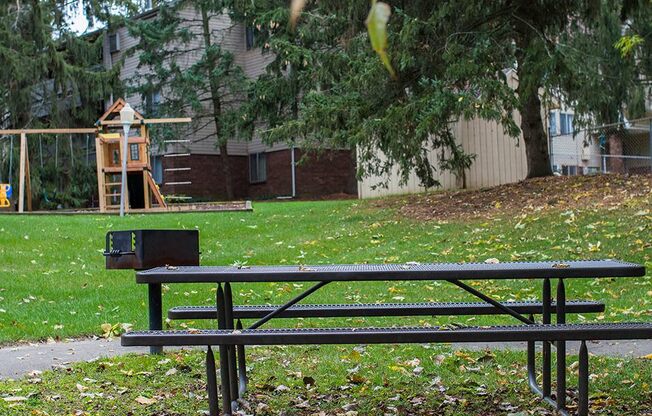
(119, 259, 650, 416)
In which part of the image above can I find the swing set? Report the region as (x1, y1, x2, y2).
(0, 127, 97, 212)
(0, 129, 96, 210)
(0, 98, 191, 213)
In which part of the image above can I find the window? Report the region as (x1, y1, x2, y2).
(151, 156, 163, 184)
(249, 152, 267, 183)
(560, 113, 574, 135)
(130, 143, 140, 161)
(245, 27, 255, 50)
(548, 112, 557, 136)
(109, 33, 120, 53)
(145, 90, 161, 116)
(561, 165, 578, 176)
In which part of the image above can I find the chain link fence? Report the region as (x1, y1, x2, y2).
(549, 117, 652, 176)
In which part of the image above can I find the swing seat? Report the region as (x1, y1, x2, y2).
(0, 184, 11, 207)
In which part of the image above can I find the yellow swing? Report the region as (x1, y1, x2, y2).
(0, 183, 11, 208)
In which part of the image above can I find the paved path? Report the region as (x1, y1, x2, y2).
(0, 338, 149, 379)
(1, 338, 651, 380)
(453, 339, 652, 357)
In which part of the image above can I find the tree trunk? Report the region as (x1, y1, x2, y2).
(515, 37, 553, 178)
(200, 6, 234, 200)
(518, 85, 553, 178)
(218, 142, 233, 198)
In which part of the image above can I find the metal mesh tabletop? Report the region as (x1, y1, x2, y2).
(136, 260, 644, 283)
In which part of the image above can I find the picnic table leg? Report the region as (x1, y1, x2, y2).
(216, 284, 233, 415)
(556, 278, 566, 411)
(206, 346, 220, 416)
(578, 340, 589, 416)
(236, 319, 248, 396)
(526, 313, 539, 396)
(147, 283, 163, 354)
(542, 278, 552, 398)
(224, 283, 240, 407)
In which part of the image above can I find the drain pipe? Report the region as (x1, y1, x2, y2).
(277, 145, 297, 200)
(291, 145, 296, 198)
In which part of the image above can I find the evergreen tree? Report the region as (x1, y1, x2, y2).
(129, 0, 250, 200)
(243, 1, 651, 187)
(0, 1, 133, 209)
(0, 0, 131, 128)
(241, 1, 519, 186)
(560, 0, 650, 126)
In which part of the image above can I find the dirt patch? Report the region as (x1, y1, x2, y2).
(373, 174, 652, 222)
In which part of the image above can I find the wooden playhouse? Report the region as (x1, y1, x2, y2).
(95, 99, 167, 213)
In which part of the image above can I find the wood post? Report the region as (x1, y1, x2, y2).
(18, 133, 26, 213)
(143, 171, 151, 210)
(95, 135, 106, 213)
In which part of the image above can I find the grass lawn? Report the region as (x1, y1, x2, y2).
(1, 345, 652, 415)
(0, 175, 651, 414)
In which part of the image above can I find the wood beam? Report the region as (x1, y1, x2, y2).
(0, 128, 97, 135)
(98, 118, 192, 126)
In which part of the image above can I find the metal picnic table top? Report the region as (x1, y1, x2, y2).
(136, 259, 645, 283)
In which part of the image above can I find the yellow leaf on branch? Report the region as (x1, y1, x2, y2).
(365, 1, 396, 79)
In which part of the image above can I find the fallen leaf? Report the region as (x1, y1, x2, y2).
(135, 396, 157, 405)
(3, 396, 28, 402)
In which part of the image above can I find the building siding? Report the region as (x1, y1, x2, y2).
(104, 6, 357, 200)
(358, 71, 543, 199)
(107, 6, 271, 158)
(358, 117, 529, 199)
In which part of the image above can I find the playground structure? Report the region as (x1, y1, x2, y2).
(0, 98, 192, 213)
(94, 99, 193, 213)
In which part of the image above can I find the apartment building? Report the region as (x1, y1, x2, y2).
(102, 6, 357, 201)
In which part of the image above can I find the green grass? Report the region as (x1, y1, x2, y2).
(0, 195, 651, 414)
(1, 346, 651, 415)
(0, 198, 650, 343)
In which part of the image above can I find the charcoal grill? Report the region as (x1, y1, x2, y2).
(104, 229, 199, 270)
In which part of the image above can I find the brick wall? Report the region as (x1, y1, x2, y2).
(295, 149, 358, 197)
(162, 149, 357, 200)
(248, 149, 358, 199)
(161, 154, 249, 200)
(247, 149, 293, 198)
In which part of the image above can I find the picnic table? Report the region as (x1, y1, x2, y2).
(120, 259, 651, 416)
